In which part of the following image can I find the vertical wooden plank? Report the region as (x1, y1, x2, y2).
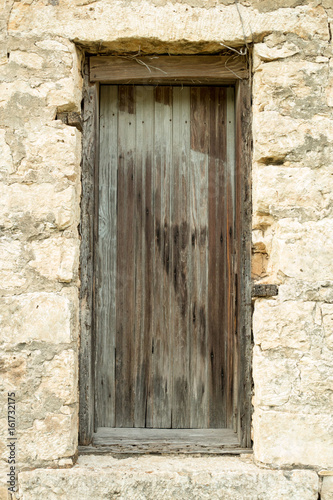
(226, 87, 236, 429)
(79, 62, 98, 444)
(171, 87, 191, 429)
(95, 85, 118, 427)
(115, 86, 136, 427)
(151, 86, 173, 428)
(133, 86, 154, 427)
(189, 87, 209, 428)
(207, 87, 228, 428)
(141, 88, 155, 428)
(235, 79, 252, 447)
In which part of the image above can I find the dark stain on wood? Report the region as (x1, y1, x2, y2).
(119, 85, 135, 114)
(154, 86, 172, 106)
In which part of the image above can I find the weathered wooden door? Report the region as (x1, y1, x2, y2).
(96, 85, 236, 429)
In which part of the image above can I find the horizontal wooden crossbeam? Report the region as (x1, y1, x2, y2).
(89, 55, 248, 84)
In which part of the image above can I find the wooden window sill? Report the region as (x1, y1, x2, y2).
(79, 428, 252, 455)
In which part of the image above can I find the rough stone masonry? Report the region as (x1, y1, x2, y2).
(0, 0, 333, 498)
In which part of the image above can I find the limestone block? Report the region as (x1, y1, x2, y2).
(23, 124, 81, 180)
(253, 166, 333, 220)
(327, 59, 333, 107)
(0, 347, 78, 433)
(253, 346, 299, 407)
(18, 455, 319, 500)
(322, 304, 333, 350)
(322, 476, 333, 500)
(327, 80, 333, 107)
(253, 42, 300, 70)
(270, 219, 333, 281)
(10, 50, 44, 69)
(6, 2, 329, 48)
(0, 292, 72, 345)
(35, 39, 69, 52)
(0, 81, 45, 105)
(278, 280, 333, 303)
(0, 352, 27, 392)
(0, 238, 26, 290)
(21, 411, 77, 462)
(254, 60, 327, 98)
(0, 129, 14, 174)
(255, 42, 300, 61)
(0, 462, 9, 500)
(28, 237, 79, 283)
(253, 112, 305, 163)
(296, 355, 333, 410)
(0, 183, 77, 230)
(253, 409, 333, 468)
(253, 109, 333, 166)
(253, 299, 315, 351)
(3, 46, 75, 88)
(36, 350, 77, 405)
(46, 77, 81, 110)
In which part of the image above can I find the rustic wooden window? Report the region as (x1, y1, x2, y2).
(79, 55, 252, 454)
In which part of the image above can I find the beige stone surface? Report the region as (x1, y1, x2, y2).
(21, 124, 81, 182)
(322, 304, 333, 350)
(21, 410, 78, 463)
(253, 166, 333, 220)
(253, 409, 333, 468)
(0, 292, 72, 345)
(322, 476, 333, 500)
(253, 344, 333, 413)
(0, 0, 332, 481)
(0, 238, 26, 290)
(269, 219, 333, 282)
(278, 279, 333, 303)
(253, 300, 315, 351)
(253, 298, 333, 412)
(0, 129, 14, 174)
(253, 112, 333, 166)
(18, 455, 319, 500)
(36, 350, 77, 405)
(28, 237, 79, 283)
(6, 2, 329, 47)
(0, 183, 77, 231)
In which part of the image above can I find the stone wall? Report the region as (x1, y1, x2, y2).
(0, 0, 333, 498)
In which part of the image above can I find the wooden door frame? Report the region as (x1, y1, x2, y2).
(79, 54, 252, 448)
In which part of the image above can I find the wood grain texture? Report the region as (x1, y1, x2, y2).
(82, 426, 252, 453)
(235, 79, 252, 448)
(96, 85, 241, 431)
(115, 86, 137, 427)
(207, 87, 229, 429)
(95, 86, 118, 427)
(150, 86, 173, 428)
(94, 427, 239, 445)
(79, 62, 98, 445)
(170, 87, 191, 429)
(90, 56, 248, 84)
(226, 87, 236, 429)
(189, 87, 209, 428)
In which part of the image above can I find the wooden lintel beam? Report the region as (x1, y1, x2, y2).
(90, 55, 248, 84)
